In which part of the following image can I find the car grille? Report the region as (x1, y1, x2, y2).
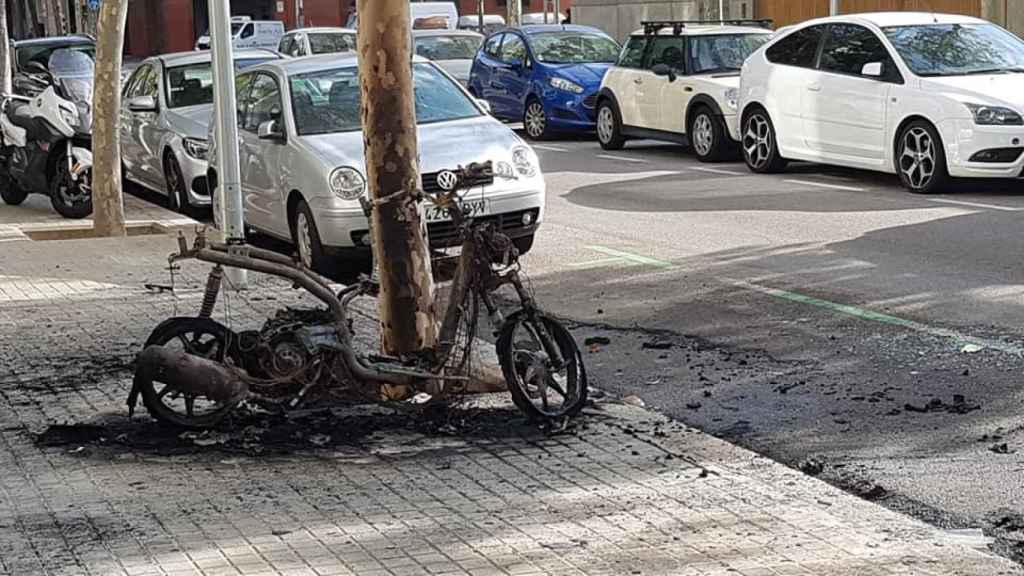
(421, 170, 494, 194)
(349, 208, 540, 248)
(583, 94, 597, 109)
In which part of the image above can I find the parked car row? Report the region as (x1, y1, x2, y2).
(465, 13, 1024, 195)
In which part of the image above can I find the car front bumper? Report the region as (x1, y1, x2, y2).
(938, 119, 1024, 179)
(541, 88, 599, 131)
(309, 182, 546, 252)
(178, 150, 212, 206)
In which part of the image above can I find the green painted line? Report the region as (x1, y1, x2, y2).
(587, 245, 675, 269)
(584, 245, 1024, 356)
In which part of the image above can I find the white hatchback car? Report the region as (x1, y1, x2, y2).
(209, 54, 545, 272)
(596, 20, 772, 161)
(739, 12, 1024, 194)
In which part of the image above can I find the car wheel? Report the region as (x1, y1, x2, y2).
(290, 198, 329, 273)
(523, 98, 550, 141)
(742, 108, 788, 174)
(690, 107, 727, 163)
(164, 154, 191, 215)
(896, 120, 950, 194)
(596, 101, 625, 150)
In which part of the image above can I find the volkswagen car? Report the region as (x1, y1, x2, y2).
(739, 12, 1024, 194)
(120, 49, 282, 213)
(208, 54, 545, 272)
(468, 25, 620, 140)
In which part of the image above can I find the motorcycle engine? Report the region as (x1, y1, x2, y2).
(253, 308, 338, 381)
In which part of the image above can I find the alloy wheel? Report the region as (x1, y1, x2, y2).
(899, 127, 936, 190)
(296, 211, 313, 268)
(693, 113, 714, 157)
(597, 106, 615, 144)
(743, 113, 773, 170)
(525, 102, 546, 139)
(166, 160, 186, 211)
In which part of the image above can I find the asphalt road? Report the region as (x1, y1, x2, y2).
(516, 136, 1024, 555)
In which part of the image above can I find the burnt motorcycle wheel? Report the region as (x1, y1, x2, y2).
(0, 174, 28, 206)
(496, 311, 587, 420)
(137, 317, 242, 429)
(50, 159, 93, 219)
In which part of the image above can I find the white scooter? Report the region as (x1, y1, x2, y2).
(0, 49, 94, 219)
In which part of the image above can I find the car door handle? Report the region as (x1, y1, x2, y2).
(684, 86, 693, 92)
(633, 78, 643, 85)
(807, 84, 822, 92)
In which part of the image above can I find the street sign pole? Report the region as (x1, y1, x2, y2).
(830, 0, 839, 15)
(208, 0, 247, 288)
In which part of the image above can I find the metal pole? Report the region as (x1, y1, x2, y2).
(477, 0, 483, 33)
(209, 0, 248, 288)
(830, 0, 839, 16)
(554, 0, 561, 23)
(719, 0, 724, 21)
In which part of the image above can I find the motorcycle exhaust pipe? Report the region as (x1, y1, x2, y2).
(135, 345, 249, 404)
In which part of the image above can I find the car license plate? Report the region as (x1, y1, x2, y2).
(426, 199, 488, 222)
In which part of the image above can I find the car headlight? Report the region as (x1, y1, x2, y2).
(511, 146, 537, 178)
(330, 167, 366, 200)
(965, 103, 1023, 126)
(183, 137, 210, 161)
(59, 106, 78, 127)
(495, 160, 517, 180)
(724, 88, 739, 111)
(549, 77, 584, 94)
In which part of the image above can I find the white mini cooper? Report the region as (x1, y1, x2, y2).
(595, 20, 772, 162)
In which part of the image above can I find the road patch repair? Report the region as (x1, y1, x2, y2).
(586, 245, 1024, 355)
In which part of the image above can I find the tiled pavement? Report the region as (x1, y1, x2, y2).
(0, 235, 1021, 576)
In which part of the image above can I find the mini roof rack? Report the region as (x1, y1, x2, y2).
(641, 19, 773, 35)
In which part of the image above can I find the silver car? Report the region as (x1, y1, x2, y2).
(412, 29, 484, 86)
(278, 27, 357, 58)
(209, 53, 545, 272)
(120, 49, 282, 213)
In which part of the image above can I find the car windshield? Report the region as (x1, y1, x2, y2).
(308, 32, 357, 54)
(883, 23, 1024, 77)
(17, 43, 94, 71)
(689, 33, 770, 74)
(289, 63, 480, 136)
(415, 35, 482, 60)
(166, 57, 276, 108)
(530, 32, 620, 64)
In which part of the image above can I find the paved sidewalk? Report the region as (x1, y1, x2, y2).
(0, 235, 1021, 576)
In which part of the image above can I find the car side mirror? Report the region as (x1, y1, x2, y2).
(861, 62, 883, 78)
(475, 98, 492, 114)
(258, 119, 285, 141)
(128, 95, 157, 112)
(651, 63, 676, 82)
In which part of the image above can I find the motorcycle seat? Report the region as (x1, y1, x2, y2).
(7, 102, 36, 132)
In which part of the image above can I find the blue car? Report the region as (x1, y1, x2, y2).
(468, 25, 620, 140)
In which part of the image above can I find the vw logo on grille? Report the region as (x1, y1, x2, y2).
(436, 170, 458, 191)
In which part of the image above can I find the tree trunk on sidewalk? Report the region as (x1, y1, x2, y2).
(91, 0, 128, 237)
(356, 0, 438, 357)
(0, 0, 12, 95)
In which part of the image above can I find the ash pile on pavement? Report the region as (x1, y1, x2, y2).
(31, 404, 582, 457)
(987, 510, 1024, 565)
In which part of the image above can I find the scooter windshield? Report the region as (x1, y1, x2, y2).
(48, 49, 95, 131)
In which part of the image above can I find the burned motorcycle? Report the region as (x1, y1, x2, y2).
(129, 162, 587, 428)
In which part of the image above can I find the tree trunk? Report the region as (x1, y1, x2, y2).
(0, 0, 11, 95)
(91, 0, 128, 237)
(356, 0, 438, 356)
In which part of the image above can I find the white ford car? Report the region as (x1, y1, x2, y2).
(739, 12, 1024, 194)
(596, 20, 772, 161)
(209, 54, 545, 272)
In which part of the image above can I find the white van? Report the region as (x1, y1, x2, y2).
(347, 2, 459, 31)
(195, 17, 285, 51)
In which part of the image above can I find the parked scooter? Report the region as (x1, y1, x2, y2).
(0, 49, 94, 219)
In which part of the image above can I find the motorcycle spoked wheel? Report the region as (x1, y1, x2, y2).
(50, 159, 92, 219)
(136, 317, 244, 429)
(496, 311, 588, 421)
